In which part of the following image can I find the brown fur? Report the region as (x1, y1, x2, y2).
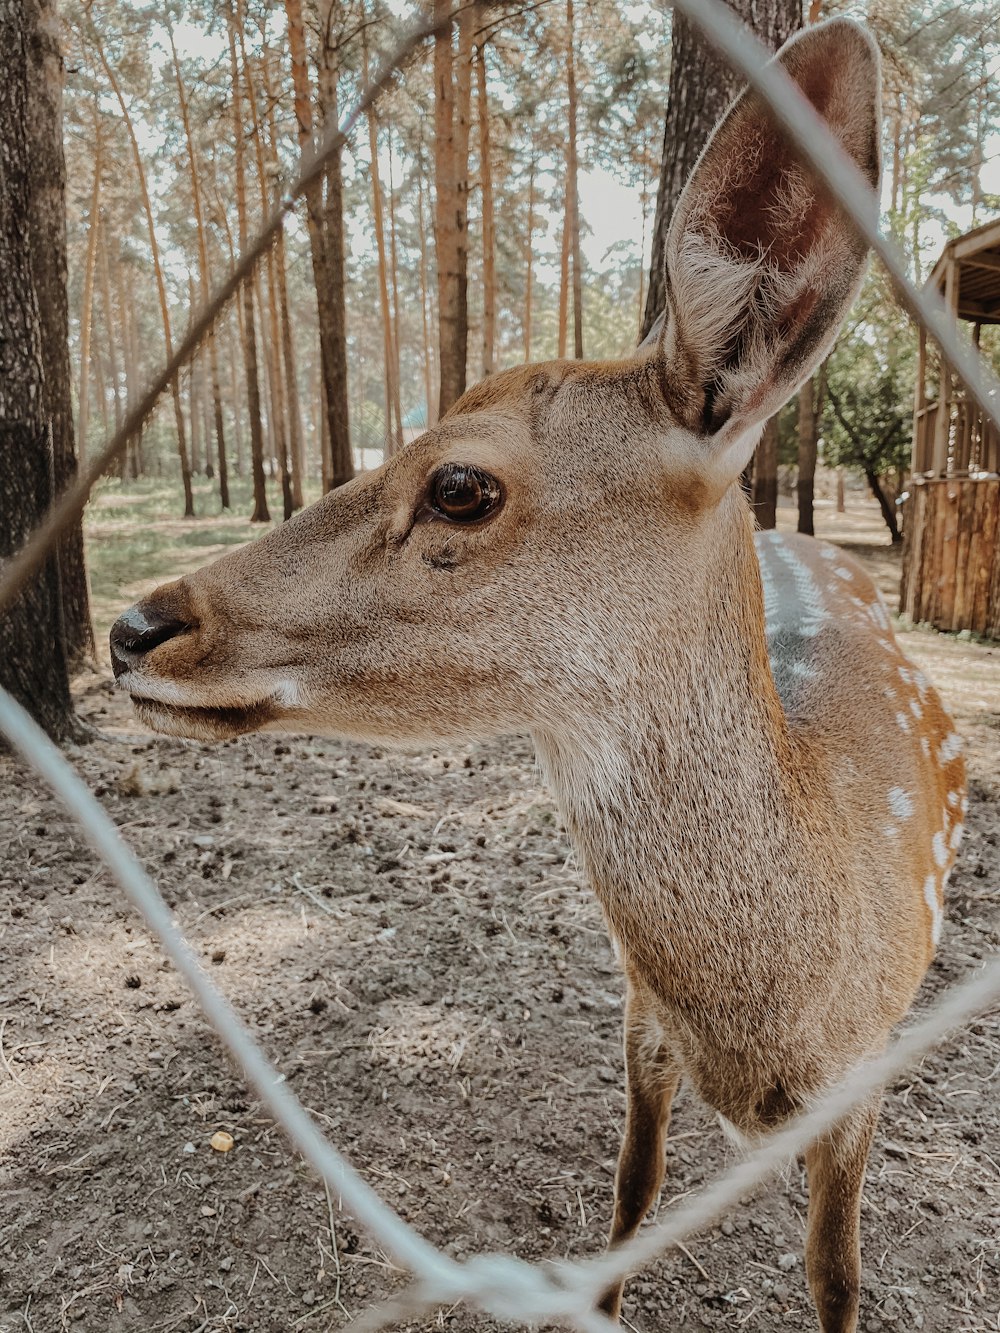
(109, 23, 963, 1332)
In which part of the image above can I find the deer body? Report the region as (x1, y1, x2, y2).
(110, 22, 964, 1331)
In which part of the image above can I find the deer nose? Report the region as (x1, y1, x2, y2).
(109, 601, 192, 679)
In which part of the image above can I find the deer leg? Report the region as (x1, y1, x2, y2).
(804, 1096, 880, 1333)
(598, 997, 680, 1322)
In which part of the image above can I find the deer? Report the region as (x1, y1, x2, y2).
(108, 20, 966, 1332)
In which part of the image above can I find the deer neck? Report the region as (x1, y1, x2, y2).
(532, 499, 815, 1012)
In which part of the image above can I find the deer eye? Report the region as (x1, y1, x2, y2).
(429, 465, 503, 523)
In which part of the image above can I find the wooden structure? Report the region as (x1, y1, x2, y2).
(901, 218, 1000, 637)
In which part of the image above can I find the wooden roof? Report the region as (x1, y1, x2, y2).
(927, 216, 1000, 325)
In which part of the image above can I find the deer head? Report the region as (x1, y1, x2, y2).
(111, 19, 880, 748)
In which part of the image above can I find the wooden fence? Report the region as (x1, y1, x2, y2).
(900, 476, 1000, 635)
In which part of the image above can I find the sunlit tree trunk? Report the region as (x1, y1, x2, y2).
(226, 0, 269, 522)
(241, 40, 292, 519)
(476, 40, 495, 376)
(566, 0, 583, 359)
(77, 112, 101, 465)
(314, 0, 354, 488)
(97, 41, 195, 516)
(434, 0, 473, 412)
(363, 25, 403, 455)
(260, 51, 304, 508)
(98, 211, 122, 437)
(168, 25, 229, 509)
(524, 156, 535, 361)
(417, 166, 436, 425)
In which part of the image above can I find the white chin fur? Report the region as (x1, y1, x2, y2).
(117, 671, 305, 712)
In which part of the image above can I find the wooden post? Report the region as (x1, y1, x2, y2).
(913, 322, 926, 473)
(931, 257, 957, 477)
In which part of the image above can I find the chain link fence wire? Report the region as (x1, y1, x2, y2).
(3, 0, 1000, 1327)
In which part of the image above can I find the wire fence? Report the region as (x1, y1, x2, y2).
(4, 0, 1000, 1329)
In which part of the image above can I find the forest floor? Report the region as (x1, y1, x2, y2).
(1, 485, 998, 1333)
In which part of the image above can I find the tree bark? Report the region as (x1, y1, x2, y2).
(640, 0, 802, 341)
(796, 375, 817, 535)
(0, 0, 75, 739)
(98, 211, 122, 437)
(363, 34, 403, 455)
(314, 0, 354, 489)
(751, 417, 779, 530)
(417, 166, 436, 424)
(77, 114, 101, 466)
(98, 40, 195, 516)
(566, 0, 583, 359)
(434, 0, 472, 412)
(524, 156, 535, 361)
(241, 40, 292, 519)
(260, 52, 304, 508)
(865, 470, 902, 543)
(168, 25, 229, 509)
(226, 0, 269, 523)
(26, 0, 93, 669)
(476, 40, 496, 376)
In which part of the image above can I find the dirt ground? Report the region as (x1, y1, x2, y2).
(1, 498, 998, 1333)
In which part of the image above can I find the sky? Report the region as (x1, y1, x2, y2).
(162, 8, 998, 291)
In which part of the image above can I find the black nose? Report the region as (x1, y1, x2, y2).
(110, 604, 190, 679)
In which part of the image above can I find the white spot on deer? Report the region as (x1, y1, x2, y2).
(960, 794, 969, 817)
(772, 540, 828, 637)
(834, 565, 853, 580)
(883, 686, 896, 701)
(870, 601, 891, 631)
(950, 822, 964, 851)
(909, 698, 923, 720)
(887, 787, 915, 820)
(947, 790, 959, 808)
(923, 874, 943, 945)
(896, 712, 911, 733)
(920, 736, 931, 759)
(938, 733, 963, 764)
(883, 824, 899, 839)
(914, 670, 931, 697)
(790, 660, 817, 680)
(898, 666, 912, 685)
(932, 831, 948, 868)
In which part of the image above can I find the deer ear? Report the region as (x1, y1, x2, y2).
(658, 18, 881, 475)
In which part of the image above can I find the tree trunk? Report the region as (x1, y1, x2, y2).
(77, 116, 101, 466)
(363, 28, 403, 456)
(98, 42, 194, 516)
(168, 25, 229, 509)
(640, 0, 802, 341)
(751, 417, 779, 530)
(434, 0, 472, 413)
(475, 41, 496, 376)
(241, 37, 291, 517)
(314, 0, 354, 489)
(260, 53, 304, 508)
(98, 211, 122, 436)
(417, 166, 436, 425)
(226, 0, 269, 523)
(25, 0, 92, 670)
(566, 0, 583, 359)
(865, 470, 902, 543)
(836, 469, 845, 513)
(797, 375, 817, 536)
(0, 0, 75, 739)
(524, 156, 535, 361)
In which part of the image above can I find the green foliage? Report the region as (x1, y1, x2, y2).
(820, 272, 913, 478)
